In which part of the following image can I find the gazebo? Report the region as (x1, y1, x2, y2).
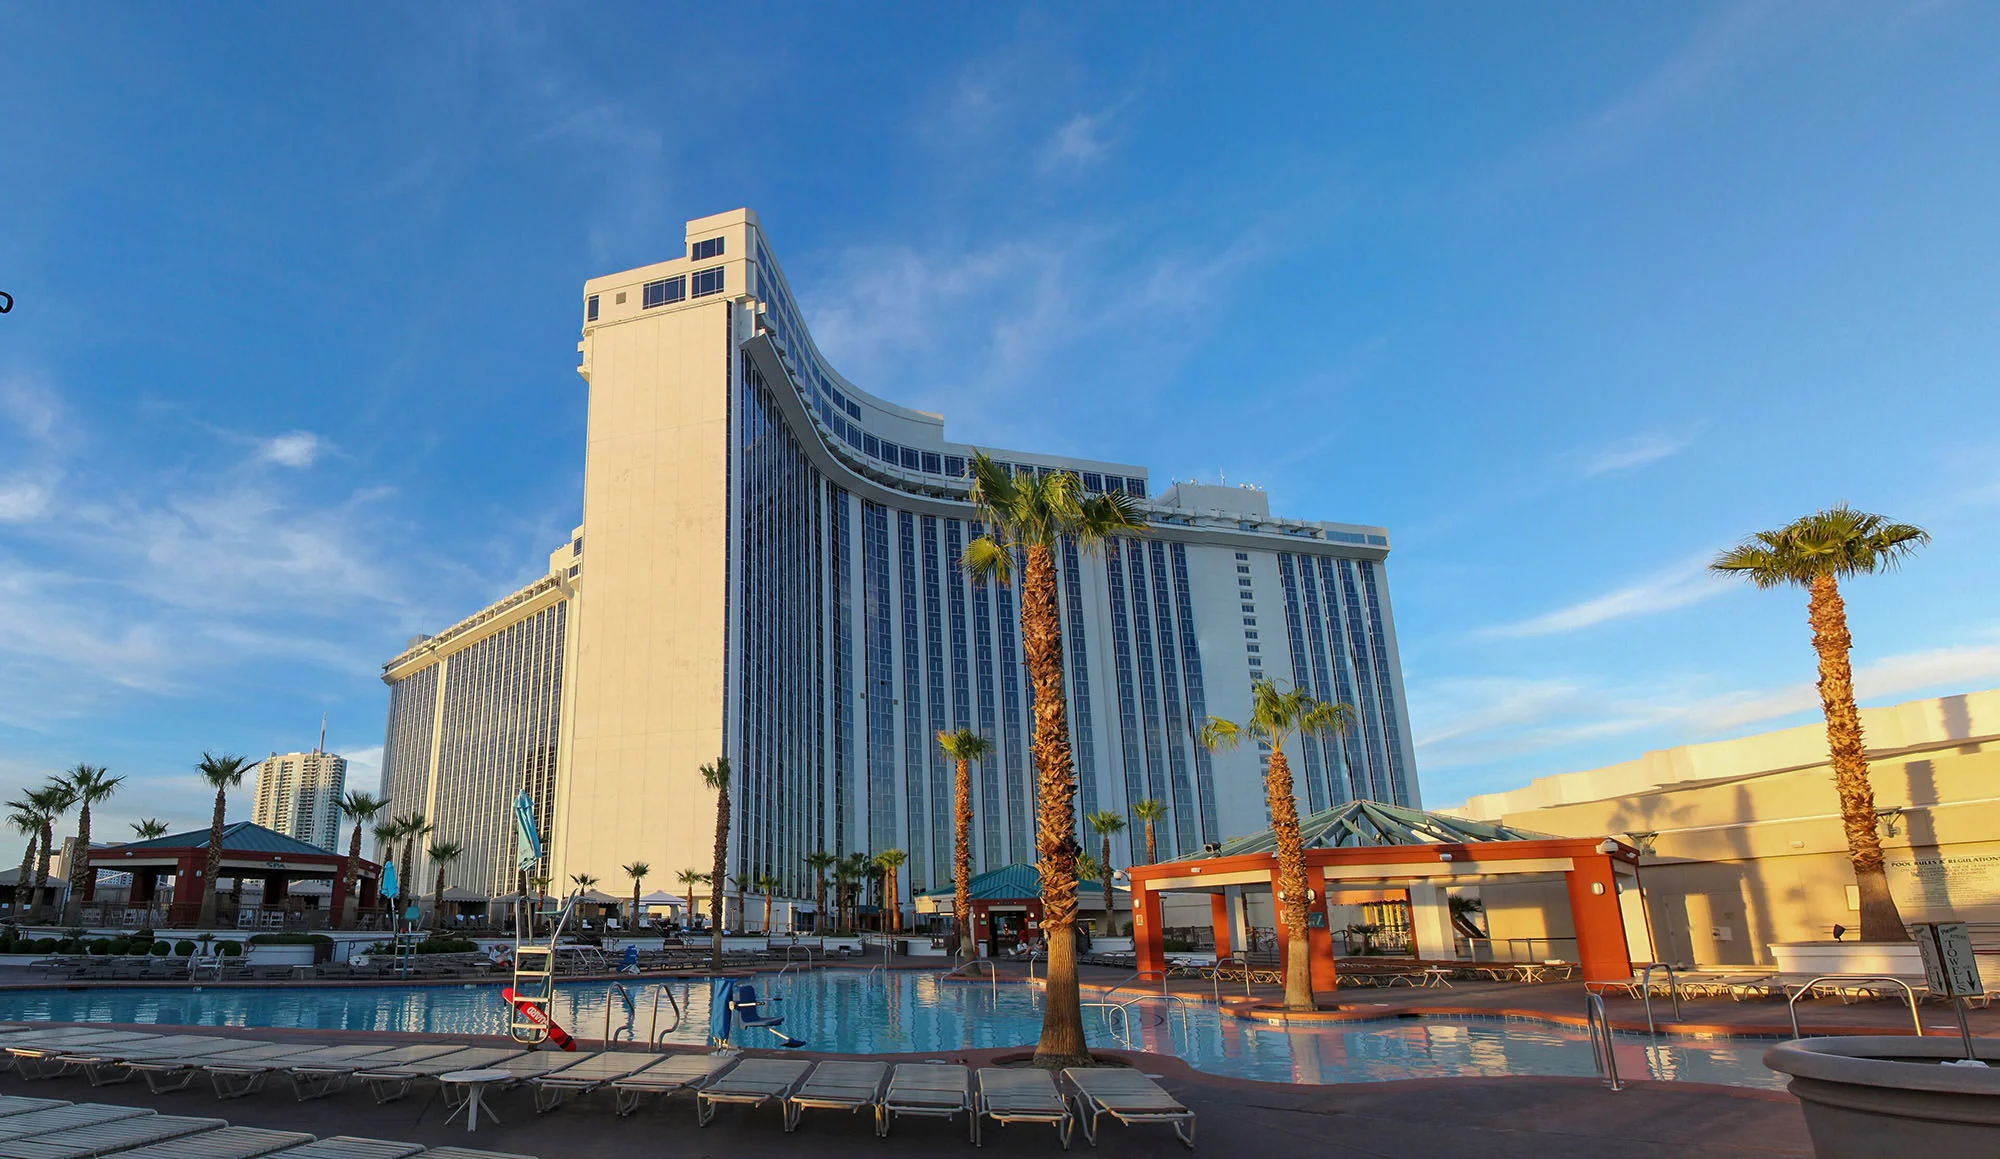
(1127, 800, 1648, 987)
(95, 822, 380, 929)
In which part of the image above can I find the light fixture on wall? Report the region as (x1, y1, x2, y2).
(1439, 852, 1453, 862)
(1590, 882, 1606, 896)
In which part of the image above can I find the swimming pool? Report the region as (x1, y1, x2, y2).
(0, 971, 1786, 1090)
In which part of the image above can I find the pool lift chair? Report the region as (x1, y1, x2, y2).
(714, 979, 805, 1049)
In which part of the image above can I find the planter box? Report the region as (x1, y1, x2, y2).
(1770, 941, 1926, 981)
(1766, 1036, 2000, 1158)
(244, 945, 315, 966)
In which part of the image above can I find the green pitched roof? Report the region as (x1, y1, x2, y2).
(108, 821, 340, 858)
(915, 862, 1128, 901)
(1203, 800, 1551, 858)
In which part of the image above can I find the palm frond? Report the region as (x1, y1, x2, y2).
(1199, 716, 1243, 752)
(961, 535, 1013, 585)
(700, 758, 731, 790)
(1086, 810, 1126, 836)
(937, 728, 994, 761)
(1712, 505, 1930, 589)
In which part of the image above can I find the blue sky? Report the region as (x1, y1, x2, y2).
(1, 2, 1996, 849)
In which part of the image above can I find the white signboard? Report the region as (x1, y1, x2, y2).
(1914, 922, 1983, 998)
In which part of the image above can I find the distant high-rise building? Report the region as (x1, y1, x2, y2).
(250, 749, 347, 852)
(380, 207, 1420, 910)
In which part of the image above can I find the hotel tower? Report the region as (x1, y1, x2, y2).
(380, 208, 1420, 911)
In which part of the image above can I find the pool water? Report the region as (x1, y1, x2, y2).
(0, 971, 1785, 1090)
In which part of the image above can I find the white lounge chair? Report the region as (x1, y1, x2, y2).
(254, 1139, 422, 1159)
(3, 1033, 160, 1074)
(0, 1098, 71, 1120)
(21, 1037, 242, 1086)
(0, 1112, 226, 1159)
(414, 1149, 541, 1159)
(609, 1054, 735, 1118)
(695, 1058, 813, 1127)
(526, 1052, 663, 1113)
(975, 1068, 1074, 1149)
(1064, 1067, 1195, 1148)
(125, 1044, 290, 1095)
(0, 1105, 154, 1144)
(284, 1045, 461, 1102)
(97, 1125, 313, 1159)
(876, 1063, 971, 1140)
(352, 1048, 528, 1105)
(203, 1045, 393, 1101)
(782, 1061, 885, 1133)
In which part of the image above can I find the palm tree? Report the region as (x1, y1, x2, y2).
(754, 872, 780, 934)
(827, 857, 857, 933)
(1129, 800, 1169, 864)
(371, 819, 397, 863)
(1202, 680, 1355, 1011)
(937, 729, 992, 963)
(130, 819, 170, 840)
(393, 814, 432, 893)
(803, 851, 836, 934)
(701, 758, 731, 965)
(333, 791, 386, 929)
(571, 872, 598, 893)
(1086, 811, 1126, 935)
(874, 850, 909, 935)
(58, 765, 122, 923)
(622, 861, 651, 929)
(28, 781, 73, 922)
(961, 450, 1143, 1066)
(837, 852, 873, 931)
(675, 869, 707, 932)
(8, 798, 40, 920)
(194, 753, 251, 928)
(1712, 505, 1929, 941)
(427, 840, 464, 926)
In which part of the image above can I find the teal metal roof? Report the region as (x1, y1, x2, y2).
(1203, 800, 1551, 858)
(916, 862, 1129, 902)
(108, 821, 341, 858)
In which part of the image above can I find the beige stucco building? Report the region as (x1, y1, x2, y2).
(382, 208, 1423, 916)
(1453, 688, 2000, 966)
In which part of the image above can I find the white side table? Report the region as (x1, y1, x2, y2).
(440, 1068, 514, 1133)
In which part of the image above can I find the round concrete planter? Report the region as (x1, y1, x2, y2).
(1764, 1036, 2000, 1159)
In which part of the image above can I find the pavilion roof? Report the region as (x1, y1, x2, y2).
(105, 821, 342, 859)
(1202, 800, 1551, 858)
(915, 863, 1129, 902)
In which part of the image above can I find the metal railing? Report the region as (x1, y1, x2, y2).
(942, 958, 1000, 997)
(1585, 992, 1621, 1091)
(649, 984, 683, 1044)
(1786, 975, 1923, 1038)
(603, 981, 636, 1043)
(1209, 954, 1254, 1002)
(1083, 991, 1196, 1049)
(1640, 963, 1682, 1035)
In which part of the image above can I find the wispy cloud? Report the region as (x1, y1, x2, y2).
(1581, 432, 1693, 476)
(0, 477, 55, 522)
(259, 431, 322, 468)
(1038, 105, 1123, 172)
(1477, 558, 1723, 639)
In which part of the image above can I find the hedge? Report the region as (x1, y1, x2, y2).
(150, 941, 172, 956)
(217, 941, 242, 957)
(247, 933, 334, 946)
(174, 940, 196, 957)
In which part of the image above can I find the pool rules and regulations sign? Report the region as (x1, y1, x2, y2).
(1914, 922, 1983, 998)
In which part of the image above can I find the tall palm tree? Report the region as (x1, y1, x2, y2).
(333, 791, 386, 929)
(393, 814, 432, 893)
(371, 819, 398, 863)
(827, 858, 857, 933)
(28, 781, 73, 922)
(962, 450, 1143, 1066)
(1712, 505, 1928, 941)
(1129, 800, 1169, 864)
(1202, 680, 1354, 1011)
(874, 850, 909, 935)
(803, 851, 836, 934)
(8, 798, 40, 920)
(837, 852, 873, 931)
(701, 758, 731, 965)
(427, 840, 464, 926)
(57, 765, 121, 922)
(195, 753, 252, 928)
(675, 869, 707, 932)
(937, 729, 993, 963)
(1086, 811, 1126, 935)
(622, 861, 651, 929)
(570, 872, 599, 893)
(130, 819, 170, 840)
(754, 872, 780, 934)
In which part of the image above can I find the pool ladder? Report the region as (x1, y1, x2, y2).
(507, 892, 579, 1045)
(1585, 992, 1622, 1091)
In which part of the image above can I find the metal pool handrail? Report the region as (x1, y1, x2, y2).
(1585, 991, 1622, 1091)
(604, 981, 636, 1043)
(1786, 975, 1923, 1038)
(649, 983, 683, 1044)
(1641, 963, 1681, 1035)
(942, 959, 1000, 997)
(1210, 954, 1253, 1002)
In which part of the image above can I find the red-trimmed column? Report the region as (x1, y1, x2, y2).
(1307, 891, 1338, 992)
(1210, 894, 1232, 957)
(1566, 854, 1633, 983)
(1132, 885, 1165, 978)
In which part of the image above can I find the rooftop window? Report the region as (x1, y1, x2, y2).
(586, 295, 599, 322)
(691, 236, 725, 260)
(642, 277, 686, 309)
(691, 266, 726, 298)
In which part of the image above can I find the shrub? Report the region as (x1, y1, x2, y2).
(107, 938, 133, 955)
(174, 940, 196, 957)
(132, 927, 154, 943)
(151, 941, 172, 956)
(247, 933, 334, 946)
(56, 939, 77, 954)
(34, 938, 58, 953)
(411, 938, 478, 955)
(87, 941, 111, 955)
(217, 940, 242, 957)
(124, 939, 149, 955)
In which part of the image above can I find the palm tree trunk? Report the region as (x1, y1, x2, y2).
(710, 785, 730, 967)
(632, 885, 641, 929)
(32, 820, 53, 923)
(887, 874, 899, 935)
(1267, 749, 1318, 1010)
(954, 757, 974, 964)
(1021, 543, 1089, 1067)
(816, 879, 828, 935)
(199, 788, 226, 928)
(1810, 575, 1907, 941)
(15, 833, 36, 920)
(1101, 832, 1116, 936)
(67, 802, 94, 923)
(1144, 821, 1156, 866)
(340, 825, 363, 929)
(763, 892, 773, 935)
(400, 837, 417, 891)
(433, 865, 447, 927)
